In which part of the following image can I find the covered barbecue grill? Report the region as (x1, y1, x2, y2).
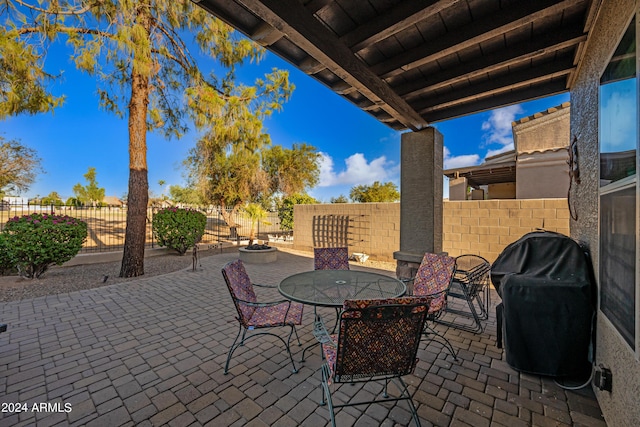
(491, 231, 595, 377)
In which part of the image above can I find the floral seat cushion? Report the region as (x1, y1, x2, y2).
(314, 247, 350, 270)
(243, 301, 304, 328)
(412, 253, 456, 314)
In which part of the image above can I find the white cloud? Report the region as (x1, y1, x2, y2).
(318, 152, 397, 187)
(600, 83, 637, 151)
(443, 146, 480, 169)
(481, 105, 523, 147)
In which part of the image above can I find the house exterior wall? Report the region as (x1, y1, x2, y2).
(570, 0, 640, 425)
(513, 105, 570, 152)
(516, 150, 570, 199)
(293, 199, 569, 263)
(487, 182, 516, 199)
(449, 177, 468, 200)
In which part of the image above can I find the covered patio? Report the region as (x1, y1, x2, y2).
(0, 249, 604, 426)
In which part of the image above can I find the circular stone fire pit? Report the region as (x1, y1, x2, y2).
(238, 244, 278, 264)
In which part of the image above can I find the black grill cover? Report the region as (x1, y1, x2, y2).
(491, 231, 595, 377)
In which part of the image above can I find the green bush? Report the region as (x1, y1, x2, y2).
(277, 193, 317, 231)
(2, 212, 88, 278)
(153, 207, 207, 255)
(0, 233, 14, 275)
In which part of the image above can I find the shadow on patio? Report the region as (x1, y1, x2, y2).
(0, 249, 605, 426)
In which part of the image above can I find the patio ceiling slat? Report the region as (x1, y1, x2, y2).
(195, 0, 595, 130)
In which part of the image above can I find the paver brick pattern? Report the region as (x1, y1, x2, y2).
(0, 250, 606, 426)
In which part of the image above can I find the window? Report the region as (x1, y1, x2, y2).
(599, 16, 638, 351)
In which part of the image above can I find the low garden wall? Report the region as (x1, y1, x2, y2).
(293, 199, 570, 263)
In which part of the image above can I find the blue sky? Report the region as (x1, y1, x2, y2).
(3, 35, 569, 203)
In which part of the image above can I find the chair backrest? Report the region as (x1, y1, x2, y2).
(455, 254, 490, 294)
(332, 296, 432, 382)
(221, 259, 257, 325)
(314, 247, 350, 270)
(412, 253, 456, 313)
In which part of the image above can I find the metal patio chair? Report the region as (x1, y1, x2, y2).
(316, 296, 433, 427)
(221, 259, 303, 374)
(408, 252, 458, 360)
(297, 247, 352, 362)
(438, 254, 491, 333)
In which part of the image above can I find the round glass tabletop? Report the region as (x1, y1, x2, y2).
(278, 270, 406, 307)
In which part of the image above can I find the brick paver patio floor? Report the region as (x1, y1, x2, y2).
(0, 249, 606, 426)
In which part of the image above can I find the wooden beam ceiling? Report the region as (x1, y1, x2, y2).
(194, 0, 595, 130)
(235, 0, 429, 131)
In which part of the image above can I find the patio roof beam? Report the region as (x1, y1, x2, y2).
(233, 0, 429, 131)
(423, 80, 568, 123)
(396, 26, 587, 101)
(414, 57, 575, 115)
(371, 0, 587, 80)
(340, 0, 461, 53)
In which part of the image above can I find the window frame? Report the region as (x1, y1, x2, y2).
(598, 11, 640, 357)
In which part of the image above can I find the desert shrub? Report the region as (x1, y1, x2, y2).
(277, 193, 317, 231)
(153, 207, 206, 255)
(2, 213, 88, 278)
(0, 233, 14, 275)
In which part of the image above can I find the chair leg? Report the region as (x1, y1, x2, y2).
(382, 379, 389, 398)
(292, 325, 302, 346)
(285, 326, 299, 373)
(320, 364, 337, 427)
(392, 377, 422, 427)
(224, 325, 244, 375)
(225, 324, 299, 375)
(423, 324, 458, 361)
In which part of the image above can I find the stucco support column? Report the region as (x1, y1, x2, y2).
(394, 127, 443, 287)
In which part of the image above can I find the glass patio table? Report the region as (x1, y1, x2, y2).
(279, 270, 406, 361)
(278, 269, 406, 308)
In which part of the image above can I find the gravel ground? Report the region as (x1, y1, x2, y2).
(0, 248, 397, 302)
(0, 250, 218, 303)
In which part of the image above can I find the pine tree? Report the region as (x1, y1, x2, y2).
(1, 1, 293, 276)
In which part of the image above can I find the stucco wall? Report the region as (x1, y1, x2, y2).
(293, 199, 569, 263)
(516, 151, 570, 199)
(570, 1, 640, 425)
(513, 104, 570, 152)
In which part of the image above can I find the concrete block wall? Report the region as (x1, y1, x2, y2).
(293, 203, 400, 260)
(443, 199, 570, 262)
(293, 199, 569, 263)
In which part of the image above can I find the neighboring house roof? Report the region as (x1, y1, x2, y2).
(444, 158, 516, 187)
(444, 103, 570, 188)
(512, 102, 571, 126)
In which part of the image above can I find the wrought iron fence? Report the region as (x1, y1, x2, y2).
(0, 203, 290, 253)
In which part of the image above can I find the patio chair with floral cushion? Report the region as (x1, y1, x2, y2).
(221, 259, 303, 374)
(315, 296, 433, 427)
(314, 247, 350, 271)
(310, 246, 350, 345)
(405, 252, 458, 360)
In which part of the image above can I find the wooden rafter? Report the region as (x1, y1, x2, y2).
(397, 25, 587, 100)
(235, 0, 429, 131)
(340, 0, 461, 53)
(371, 0, 587, 80)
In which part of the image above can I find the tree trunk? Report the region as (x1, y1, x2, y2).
(120, 9, 151, 278)
(219, 201, 239, 228)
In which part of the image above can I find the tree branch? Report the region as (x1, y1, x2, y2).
(15, 25, 117, 41)
(12, 0, 98, 16)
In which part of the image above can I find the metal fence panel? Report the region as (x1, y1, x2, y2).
(0, 203, 289, 253)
